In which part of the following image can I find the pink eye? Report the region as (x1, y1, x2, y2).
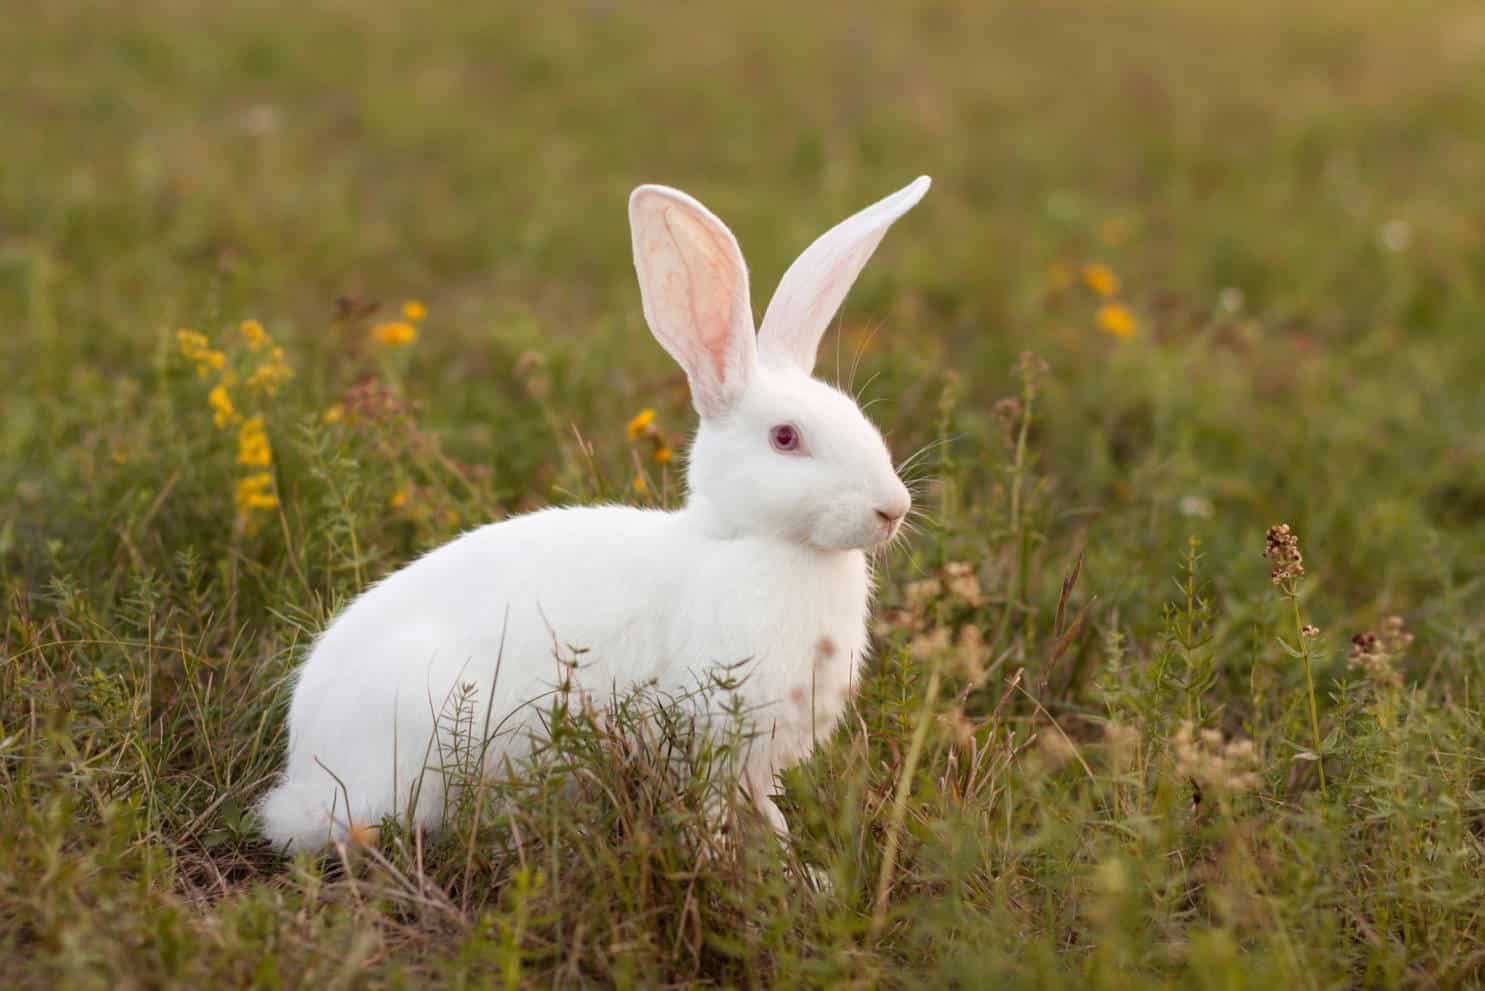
(770, 424, 801, 453)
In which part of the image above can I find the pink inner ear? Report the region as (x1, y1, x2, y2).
(663, 206, 743, 386)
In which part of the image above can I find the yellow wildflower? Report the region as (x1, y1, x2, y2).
(654, 446, 673, 466)
(633, 473, 648, 495)
(1082, 262, 1120, 298)
(235, 472, 279, 514)
(1096, 303, 1137, 341)
(177, 329, 209, 359)
(236, 416, 273, 468)
(372, 321, 418, 347)
(402, 300, 427, 321)
(240, 319, 268, 350)
(245, 346, 292, 395)
(323, 404, 344, 424)
(178, 331, 228, 376)
(208, 384, 238, 429)
(389, 490, 409, 510)
(626, 408, 656, 440)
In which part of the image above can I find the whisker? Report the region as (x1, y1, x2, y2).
(848, 321, 883, 393)
(895, 434, 960, 476)
(833, 316, 844, 385)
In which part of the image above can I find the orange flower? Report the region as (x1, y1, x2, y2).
(1082, 263, 1120, 298)
(626, 409, 656, 440)
(372, 321, 418, 347)
(1096, 304, 1137, 341)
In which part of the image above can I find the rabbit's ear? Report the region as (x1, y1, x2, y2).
(758, 176, 930, 375)
(630, 185, 757, 418)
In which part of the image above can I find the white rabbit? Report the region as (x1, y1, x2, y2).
(259, 175, 932, 851)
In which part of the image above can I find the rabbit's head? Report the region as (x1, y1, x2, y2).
(629, 176, 929, 551)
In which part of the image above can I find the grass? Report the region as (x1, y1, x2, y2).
(4, 0, 1485, 986)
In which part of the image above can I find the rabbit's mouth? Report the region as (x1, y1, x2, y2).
(872, 505, 907, 543)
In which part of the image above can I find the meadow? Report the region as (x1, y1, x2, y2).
(4, 0, 1485, 986)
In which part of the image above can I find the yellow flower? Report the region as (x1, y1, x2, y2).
(240, 319, 268, 350)
(235, 472, 279, 514)
(245, 346, 292, 395)
(1096, 303, 1137, 341)
(632, 472, 648, 495)
(402, 300, 427, 321)
(1045, 260, 1074, 293)
(653, 446, 673, 465)
(389, 490, 409, 510)
(1082, 262, 1120, 298)
(208, 384, 238, 429)
(178, 331, 227, 376)
(322, 404, 344, 424)
(626, 408, 656, 440)
(236, 416, 273, 468)
(177, 329, 209, 359)
(372, 321, 418, 347)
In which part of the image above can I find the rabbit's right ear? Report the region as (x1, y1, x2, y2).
(630, 186, 757, 419)
(757, 176, 930, 375)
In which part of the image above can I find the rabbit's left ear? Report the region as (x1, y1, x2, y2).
(757, 176, 930, 374)
(630, 185, 758, 419)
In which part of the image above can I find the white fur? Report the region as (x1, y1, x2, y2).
(259, 176, 931, 850)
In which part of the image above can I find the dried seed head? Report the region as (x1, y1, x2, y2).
(1172, 720, 1264, 796)
(343, 378, 417, 425)
(938, 707, 977, 750)
(943, 561, 984, 607)
(1380, 615, 1415, 656)
(1263, 523, 1306, 586)
(952, 625, 988, 683)
(1103, 722, 1140, 754)
(905, 576, 943, 608)
(1014, 350, 1051, 387)
(873, 607, 923, 637)
(1036, 728, 1079, 770)
(1349, 618, 1409, 690)
(991, 396, 1022, 424)
(908, 626, 951, 660)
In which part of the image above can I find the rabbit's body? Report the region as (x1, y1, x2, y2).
(261, 504, 868, 849)
(261, 175, 930, 851)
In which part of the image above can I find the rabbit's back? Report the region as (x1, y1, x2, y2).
(262, 505, 682, 849)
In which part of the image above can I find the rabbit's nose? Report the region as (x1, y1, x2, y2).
(874, 484, 911, 527)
